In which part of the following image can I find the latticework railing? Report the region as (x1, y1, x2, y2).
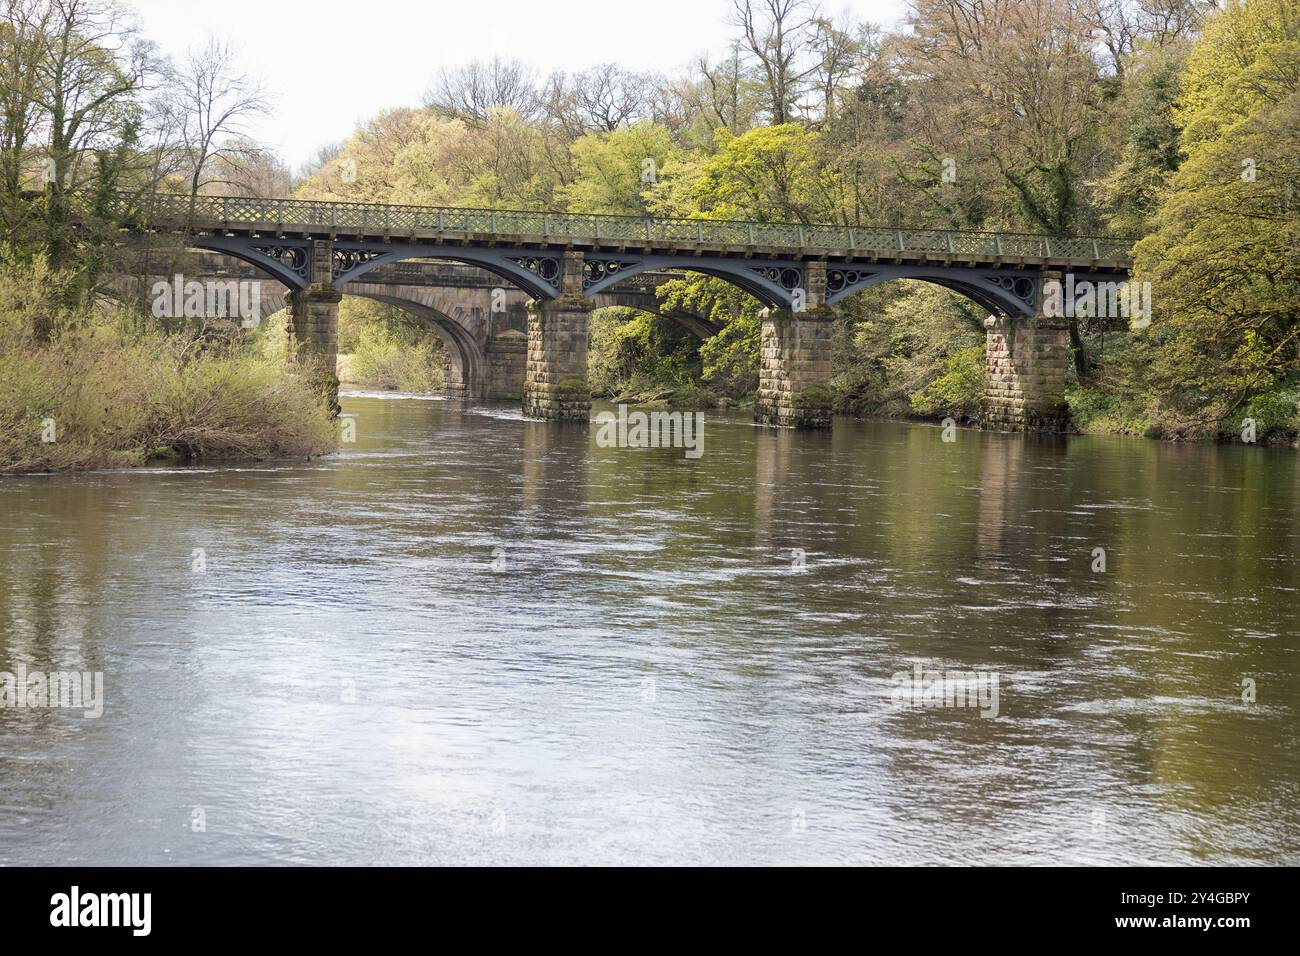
(92, 191, 1134, 262)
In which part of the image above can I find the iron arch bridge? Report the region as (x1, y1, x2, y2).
(92, 191, 1132, 317)
(96, 191, 1136, 430)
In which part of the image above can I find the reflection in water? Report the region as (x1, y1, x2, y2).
(0, 395, 1296, 865)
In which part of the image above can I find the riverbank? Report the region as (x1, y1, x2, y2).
(600, 380, 743, 411)
(591, 382, 1300, 448)
(1066, 384, 1300, 447)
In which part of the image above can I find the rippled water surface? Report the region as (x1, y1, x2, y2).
(1, 394, 1297, 865)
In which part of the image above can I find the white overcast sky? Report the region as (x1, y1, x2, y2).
(128, 0, 909, 169)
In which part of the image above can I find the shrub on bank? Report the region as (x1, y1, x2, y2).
(1066, 325, 1300, 444)
(1218, 387, 1300, 445)
(347, 322, 443, 393)
(0, 329, 337, 473)
(1066, 385, 1155, 436)
(909, 345, 985, 422)
(0, 265, 336, 474)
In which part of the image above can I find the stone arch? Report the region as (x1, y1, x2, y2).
(590, 299, 722, 341)
(109, 251, 297, 330)
(345, 291, 486, 398)
(259, 287, 290, 317)
(589, 274, 733, 341)
(653, 310, 721, 340)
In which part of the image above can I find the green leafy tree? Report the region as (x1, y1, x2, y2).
(588, 306, 703, 399)
(1133, 0, 1300, 434)
(558, 121, 679, 215)
(842, 281, 985, 418)
(1095, 43, 1190, 236)
(693, 123, 839, 222)
(659, 276, 763, 396)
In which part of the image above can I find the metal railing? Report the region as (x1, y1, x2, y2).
(92, 191, 1134, 262)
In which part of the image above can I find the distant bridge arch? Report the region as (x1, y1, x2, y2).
(343, 287, 486, 398)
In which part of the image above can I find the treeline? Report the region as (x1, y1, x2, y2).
(297, 0, 1299, 441)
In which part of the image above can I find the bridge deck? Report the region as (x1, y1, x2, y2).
(96, 192, 1134, 270)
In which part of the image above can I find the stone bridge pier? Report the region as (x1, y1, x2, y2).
(751, 262, 1073, 432)
(523, 251, 593, 422)
(983, 270, 1070, 431)
(486, 330, 527, 402)
(181, 253, 691, 413)
(755, 260, 835, 429)
(258, 267, 533, 404)
(164, 247, 1081, 434)
(287, 239, 342, 415)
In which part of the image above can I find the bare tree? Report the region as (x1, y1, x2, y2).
(297, 139, 344, 182)
(1139, 0, 1212, 46)
(537, 63, 658, 136)
(425, 56, 540, 124)
(207, 140, 292, 197)
(1083, 0, 1140, 76)
(168, 36, 269, 206)
(570, 63, 657, 132)
(730, 0, 822, 124)
(1082, 0, 1212, 76)
(805, 14, 870, 123)
(672, 44, 757, 136)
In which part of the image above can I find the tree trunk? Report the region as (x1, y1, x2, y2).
(1068, 318, 1091, 382)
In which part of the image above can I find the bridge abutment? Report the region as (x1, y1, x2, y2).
(755, 261, 834, 429)
(983, 271, 1070, 431)
(287, 241, 341, 416)
(523, 252, 592, 422)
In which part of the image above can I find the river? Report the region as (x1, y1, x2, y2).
(1, 393, 1297, 864)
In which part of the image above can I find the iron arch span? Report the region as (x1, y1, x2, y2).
(821, 264, 1041, 318)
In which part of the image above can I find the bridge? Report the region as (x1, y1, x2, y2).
(134, 253, 710, 401)
(97, 190, 1135, 429)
